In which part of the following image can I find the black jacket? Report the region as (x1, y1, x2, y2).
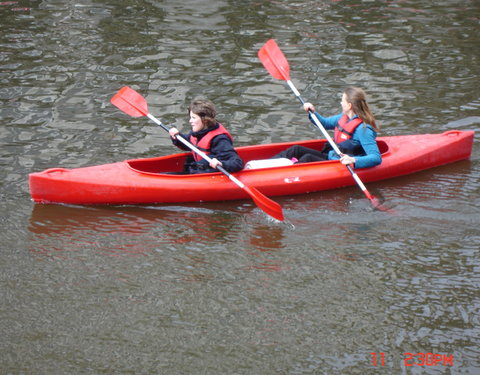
(172, 123, 244, 174)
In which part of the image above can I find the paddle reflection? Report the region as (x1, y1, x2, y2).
(241, 224, 290, 273)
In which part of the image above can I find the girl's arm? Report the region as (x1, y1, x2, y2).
(308, 112, 343, 131)
(170, 129, 191, 152)
(209, 135, 244, 172)
(340, 127, 381, 169)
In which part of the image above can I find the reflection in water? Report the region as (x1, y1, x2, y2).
(249, 225, 284, 250)
(28, 204, 244, 258)
(28, 203, 295, 275)
(245, 225, 287, 272)
(27, 203, 294, 280)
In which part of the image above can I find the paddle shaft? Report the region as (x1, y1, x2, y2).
(147, 113, 249, 189)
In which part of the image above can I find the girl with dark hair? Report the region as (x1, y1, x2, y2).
(169, 99, 244, 174)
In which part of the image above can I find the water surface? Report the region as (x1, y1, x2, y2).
(1, 0, 479, 374)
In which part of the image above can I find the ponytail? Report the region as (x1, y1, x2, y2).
(344, 87, 379, 131)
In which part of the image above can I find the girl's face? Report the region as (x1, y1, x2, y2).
(189, 111, 205, 132)
(341, 93, 352, 114)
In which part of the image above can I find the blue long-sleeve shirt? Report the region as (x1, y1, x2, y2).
(309, 112, 382, 169)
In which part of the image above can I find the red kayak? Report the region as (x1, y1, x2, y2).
(29, 130, 474, 205)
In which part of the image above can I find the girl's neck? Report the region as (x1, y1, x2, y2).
(346, 109, 355, 119)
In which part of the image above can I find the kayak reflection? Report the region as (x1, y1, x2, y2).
(28, 204, 243, 258)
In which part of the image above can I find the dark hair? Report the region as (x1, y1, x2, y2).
(188, 99, 217, 128)
(344, 87, 379, 131)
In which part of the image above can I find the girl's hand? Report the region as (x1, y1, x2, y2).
(303, 102, 315, 112)
(169, 128, 179, 138)
(210, 158, 222, 169)
(340, 154, 356, 166)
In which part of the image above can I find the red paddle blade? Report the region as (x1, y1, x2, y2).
(370, 196, 395, 213)
(258, 39, 290, 81)
(111, 86, 149, 117)
(244, 185, 284, 221)
(364, 191, 395, 213)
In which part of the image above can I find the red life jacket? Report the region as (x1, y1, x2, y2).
(189, 123, 233, 162)
(334, 114, 363, 144)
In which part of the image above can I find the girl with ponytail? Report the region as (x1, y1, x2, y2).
(273, 87, 382, 169)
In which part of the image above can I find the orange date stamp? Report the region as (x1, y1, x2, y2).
(371, 352, 454, 367)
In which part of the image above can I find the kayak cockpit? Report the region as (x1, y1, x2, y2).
(126, 153, 191, 175)
(125, 140, 390, 175)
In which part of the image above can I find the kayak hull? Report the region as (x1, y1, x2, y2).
(29, 130, 474, 205)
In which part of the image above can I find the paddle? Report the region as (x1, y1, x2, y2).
(110, 86, 284, 221)
(258, 39, 388, 211)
